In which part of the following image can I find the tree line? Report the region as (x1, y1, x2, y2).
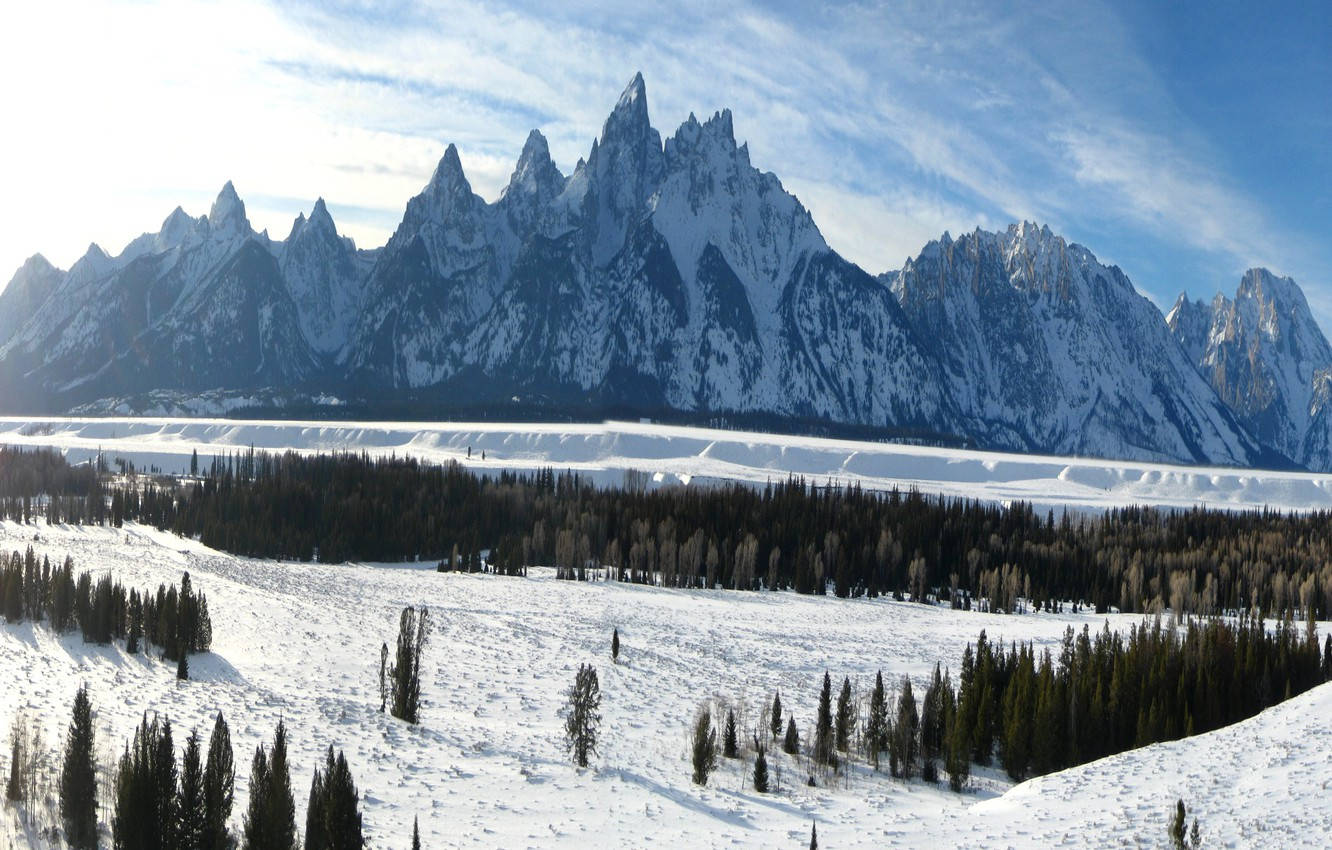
(63, 447, 1332, 621)
(0, 547, 212, 675)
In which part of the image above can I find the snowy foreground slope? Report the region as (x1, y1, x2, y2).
(5, 416, 1332, 513)
(2, 520, 1330, 848)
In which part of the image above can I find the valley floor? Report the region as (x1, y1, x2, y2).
(2, 520, 1329, 848)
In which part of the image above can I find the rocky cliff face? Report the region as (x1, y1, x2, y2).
(1169, 268, 1332, 469)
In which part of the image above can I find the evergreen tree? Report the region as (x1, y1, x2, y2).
(563, 664, 601, 768)
(412, 816, 421, 850)
(127, 589, 142, 654)
(691, 708, 718, 786)
(304, 747, 363, 850)
(892, 676, 918, 779)
(813, 672, 834, 766)
(5, 730, 22, 802)
(178, 647, 190, 680)
(243, 720, 296, 850)
(809, 821, 818, 850)
(945, 698, 971, 792)
(243, 746, 270, 850)
(391, 607, 430, 724)
(723, 708, 738, 759)
(378, 642, 389, 714)
(179, 729, 207, 849)
(752, 746, 769, 793)
(920, 664, 945, 782)
(783, 716, 799, 755)
(60, 685, 98, 850)
(865, 671, 888, 769)
(834, 676, 854, 753)
(155, 716, 180, 847)
(769, 691, 783, 741)
(304, 768, 324, 850)
(611, 627, 620, 663)
(203, 712, 235, 850)
(1169, 799, 1187, 849)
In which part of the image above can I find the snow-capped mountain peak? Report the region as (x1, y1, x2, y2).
(502, 130, 565, 203)
(207, 181, 251, 238)
(0, 73, 1316, 473)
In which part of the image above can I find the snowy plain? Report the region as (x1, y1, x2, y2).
(2, 518, 1330, 849)
(5, 416, 1332, 513)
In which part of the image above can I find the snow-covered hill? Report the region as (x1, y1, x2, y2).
(2, 520, 1328, 848)
(4, 416, 1332, 513)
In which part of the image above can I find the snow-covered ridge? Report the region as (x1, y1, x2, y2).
(5, 416, 1332, 513)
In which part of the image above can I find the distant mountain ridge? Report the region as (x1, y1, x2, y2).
(0, 74, 1320, 470)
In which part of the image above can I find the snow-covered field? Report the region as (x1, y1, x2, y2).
(3, 519, 1330, 848)
(5, 416, 1332, 513)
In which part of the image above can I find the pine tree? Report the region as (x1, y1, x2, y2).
(783, 716, 799, 755)
(391, 607, 429, 724)
(243, 746, 270, 850)
(752, 747, 769, 793)
(127, 589, 143, 654)
(156, 716, 180, 847)
(412, 816, 421, 850)
(611, 627, 620, 663)
(945, 698, 971, 792)
(892, 676, 919, 779)
(723, 708, 738, 759)
(378, 642, 389, 713)
(691, 708, 718, 786)
(809, 821, 818, 850)
(814, 672, 834, 766)
(203, 712, 235, 850)
(866, 671, 888, 769)
(179, 729, 207, 849)
(60, 685, 98, 850)
(305, 767, 324, 850)
(305, 746, 363, 850)
(1169, 799, 1187, 849)
(835, 676, 854, 753)
(920, 664, 944, 782)
(243, 721, 296, 850)
(563, 664, 601, 768)
(5, 725, 22, 802)
(178, 647, 190, 680)
(769, 691, 783, 741)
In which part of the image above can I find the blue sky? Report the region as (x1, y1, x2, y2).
(2, 0, 1328, 324)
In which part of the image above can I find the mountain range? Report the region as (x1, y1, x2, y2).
(1, 73, 1326, 471)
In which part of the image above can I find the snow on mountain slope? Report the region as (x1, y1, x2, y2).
(1, 520, 1327, 849)
(0, 73, 1323, 472)
(888, 223, 1266, 467)
(280, 198, 368, 356)
(1169, 268, 1332, 471)
(348, 74, 952, 434)
(5, 416, 1332, 514)
(0, 184, 326, 409)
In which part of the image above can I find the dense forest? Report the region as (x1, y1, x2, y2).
(3, 446, 1332, 620)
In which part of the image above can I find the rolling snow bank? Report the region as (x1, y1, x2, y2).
(4, 416, 1332, 512)
(1, 520, 1328, 848)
